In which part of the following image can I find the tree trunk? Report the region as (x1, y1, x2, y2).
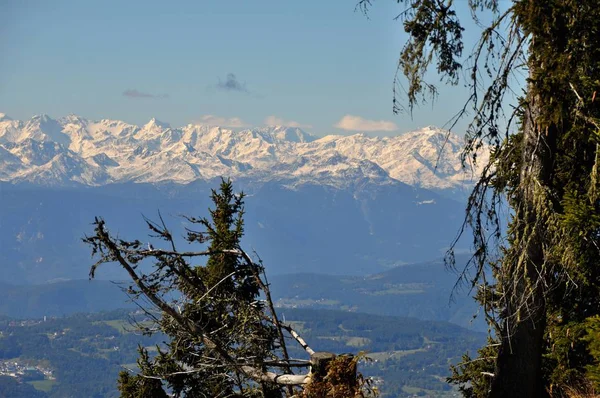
(489, 283, 547, 397)
(489, 85, 556, 397)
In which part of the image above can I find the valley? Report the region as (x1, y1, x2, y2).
(0, 112, 487, 396)
(0, 308, 484, 397)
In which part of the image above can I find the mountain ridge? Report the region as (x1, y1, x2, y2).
(0, 113, 488, 193)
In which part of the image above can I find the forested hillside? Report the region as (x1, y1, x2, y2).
(0, 309, 483, 397)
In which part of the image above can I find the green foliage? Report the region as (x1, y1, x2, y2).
(117, 363, 168, 398)
(194, 181, 252, 299)
(396, 0, 465, 111)
(116, 348, 169, 398)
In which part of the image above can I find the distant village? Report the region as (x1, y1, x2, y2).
(1, 317, 59, 384)
(0, 360, 54, 382)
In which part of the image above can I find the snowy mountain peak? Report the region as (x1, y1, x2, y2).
(260, 125, 316, 143)
(60, 114, 88, 125)
(420, 125, 443, 132)
(31, 113, 53, 122)
(0, 113, 488, 192)
(143, 118, 170, 130)
(0, 113, 12, 121)
(21, 114, 70, 146)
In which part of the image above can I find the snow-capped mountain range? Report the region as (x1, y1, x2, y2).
(0, 113, 488, 191)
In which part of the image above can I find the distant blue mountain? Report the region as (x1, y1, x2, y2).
(0, 180, 470, 284)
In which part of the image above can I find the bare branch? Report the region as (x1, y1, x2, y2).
(281, 324, 315, 356)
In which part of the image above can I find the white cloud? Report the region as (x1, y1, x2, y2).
(334, 115, 398, 132)
(195, 115, 248, 128)
(264, 115, 312, 129)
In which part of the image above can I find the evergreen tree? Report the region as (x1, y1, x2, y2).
(117, 349, 168, 398)
(84, 179, 373, 397)
(85, 179, 284, 396)
(359, 0, 600, 396)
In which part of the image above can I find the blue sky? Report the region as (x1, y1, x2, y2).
(0, 0, 503, 136)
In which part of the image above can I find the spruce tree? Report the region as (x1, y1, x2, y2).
(85, 179, 282, 397)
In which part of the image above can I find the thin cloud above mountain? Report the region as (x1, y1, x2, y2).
(335, 115, 398, 132)
(122, 89, 169, 99)
(195, 114, 248, 128)
(264, 116, 312, 129)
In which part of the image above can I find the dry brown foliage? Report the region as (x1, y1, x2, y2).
(300, 354, 377, 398)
